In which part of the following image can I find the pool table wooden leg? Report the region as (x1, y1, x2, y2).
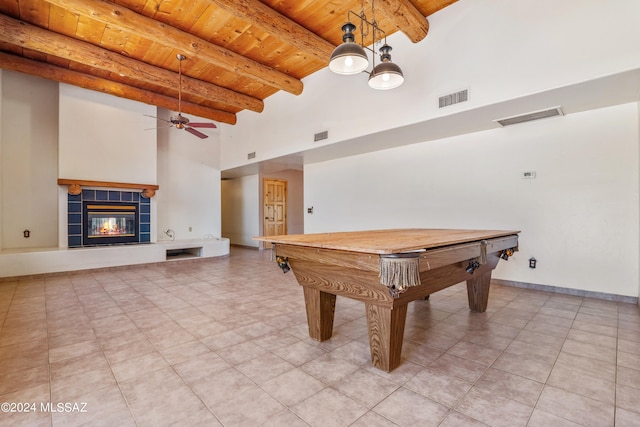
(466, 270, 492, 312)
(365, 303, 408, 372)
(303, 287, 336, 341)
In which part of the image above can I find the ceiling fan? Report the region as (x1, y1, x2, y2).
(147, 54, 216, 139)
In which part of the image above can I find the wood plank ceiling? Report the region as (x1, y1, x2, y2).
(0, 0, 457, 125)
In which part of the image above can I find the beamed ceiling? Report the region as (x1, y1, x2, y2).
(0, 0, 457, 125)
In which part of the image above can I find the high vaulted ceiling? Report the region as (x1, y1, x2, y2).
(0, 0, 456, 125)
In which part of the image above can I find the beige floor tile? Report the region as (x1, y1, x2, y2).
(446, 340, 501, 366)
(562, 339, 617, 364)
(619, 338, 640, 355)
(210, 385, 286, 426)
(536, 385, 614, 427)
(547, 363, 615, 404)
(618, 350, 640, 370)
(456, 387, 533, 427)
(110, 351, 168, 383)
(615, 407, 640, 427)
(554, 351, 616, 382)
(173, 352, 232, 385)
(404, 366, 472, 407)
(191, 367, 255, 408)
(50, 365, 116, 402)
(428, 353, 487, 383)
(1, 248, 639, 426)
(235, 351, 294, 384)
(566, 328, 618, 349)
(438, 411, 488, 427)
(514, 329, 565, 350)
(272, 340, 327, 366)
(119, 367, 205, 427)
(505, 339, 560, 364)
(349, 411, 399, 427)
(301, 352, 361, 384)
(51, 383, 134, 427)
(0, 383, 51, 427)
(616, 383, 640, 415)
(527, 409, 582, 426)
(473, 367, 543, 406)
(373, 387, 449, 427)
(158, 339, 212, 365)
(491, 352, 553, 383)
(293, 387, 368, 427)
(524, 319, 571, 338)
(333, 368, 400, 408)
(261, 368, 325, 406)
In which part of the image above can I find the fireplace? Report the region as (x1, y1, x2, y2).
(83, 202, 139, 246)
(67, 189, 151, 248)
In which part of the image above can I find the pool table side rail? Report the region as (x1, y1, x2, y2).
(272, 235, 518, 274)
(254, 229, 520, 254)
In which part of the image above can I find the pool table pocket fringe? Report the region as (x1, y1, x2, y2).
(379, 254, 421, 298)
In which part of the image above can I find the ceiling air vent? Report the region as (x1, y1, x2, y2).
(494, 106, 564, 127)
(247, 151, 256, 160)
(439, 89, 468, 108)
(314, 130, 329, 142)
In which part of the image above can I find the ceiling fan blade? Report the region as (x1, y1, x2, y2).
(144, 114, 171, 124)
(185, 127, 208, 139)
(188, 122, 217, 128)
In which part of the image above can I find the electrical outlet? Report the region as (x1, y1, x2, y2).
(189, 227, 192, 232)
(522, 171, 536, 179)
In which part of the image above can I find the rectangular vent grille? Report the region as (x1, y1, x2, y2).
(439, 89, 468, 108)
(314, 130, 328, 142)
(247, 151, 256, 160)
(495, 107, 564, 127)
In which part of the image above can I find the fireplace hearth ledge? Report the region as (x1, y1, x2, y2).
(0, 238, 230, 279)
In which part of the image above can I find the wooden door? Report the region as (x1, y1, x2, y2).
(263, 179, 287, 248)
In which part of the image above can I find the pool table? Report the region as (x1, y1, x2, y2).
(255, 229, 519, 372)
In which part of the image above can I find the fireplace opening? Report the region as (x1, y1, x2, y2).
(82, 201, 139, 246)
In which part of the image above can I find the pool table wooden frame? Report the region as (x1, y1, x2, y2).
(256, 229, 519, 372)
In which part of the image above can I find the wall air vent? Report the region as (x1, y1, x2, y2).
(494, 106, 564, 127)
(247, 151, 256, 160)
(439, 89, 468, 108)
(314, 130, 329, 142)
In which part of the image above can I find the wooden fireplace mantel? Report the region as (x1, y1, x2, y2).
(57, 179, 159, 198)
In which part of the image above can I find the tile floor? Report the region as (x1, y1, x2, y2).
(0, 247, 639, 427)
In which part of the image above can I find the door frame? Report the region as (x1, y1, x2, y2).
(262, 178, 288, 249)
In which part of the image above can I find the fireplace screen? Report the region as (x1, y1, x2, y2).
(83, 202, 139, 245)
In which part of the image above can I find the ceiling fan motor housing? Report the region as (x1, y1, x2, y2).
(170, 114, 190, 127)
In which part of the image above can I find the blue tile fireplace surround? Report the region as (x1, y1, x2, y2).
(67, 189, 151, 248)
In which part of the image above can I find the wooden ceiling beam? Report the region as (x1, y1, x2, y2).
(210, 0, 335, 63)
(0, 14, 264, 113)
(0, 52, 237, 125)
(376, 0, 430, 43)
(43, 0, 304, 95)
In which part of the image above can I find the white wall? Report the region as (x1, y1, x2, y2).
(1, 71, 59, 250)
(156, 107, 222, 241)
(304, 104, 640, 298)
(220, 0, 640, 171)
(58, 84, 157, 184)
(0, 73, 228, 276)
(221, 175, 260, 247)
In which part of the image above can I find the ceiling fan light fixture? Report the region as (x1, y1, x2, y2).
(329, 22, 369, 75)
(368, 44, 404, 90)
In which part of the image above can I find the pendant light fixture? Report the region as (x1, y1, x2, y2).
(368, 44, 404, 90)
(329, 22, 369, 75)
(328, 0, 404, 90)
